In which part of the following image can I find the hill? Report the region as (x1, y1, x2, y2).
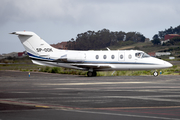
(157, 25, 180, 39)
(51, 26, 180, 59)
(66, 29, 146, 50)
(112, 41, 180, 59)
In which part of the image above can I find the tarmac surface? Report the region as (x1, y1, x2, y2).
(0, 70, 180, 120)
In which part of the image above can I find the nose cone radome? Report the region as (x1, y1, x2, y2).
(164, 61, 173, 68)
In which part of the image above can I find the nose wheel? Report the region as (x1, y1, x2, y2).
(153, 71, 158, 77)
(87, 71, 97, 77)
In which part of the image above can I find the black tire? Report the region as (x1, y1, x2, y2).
(92, 71, 97, 77)
(87, 71, 93, 77)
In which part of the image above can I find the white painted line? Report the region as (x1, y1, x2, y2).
(10, 92, 31, 94)
(63, 109, 180, 120)
(102, 96, 180, 103)
(37, 82, 151, 86)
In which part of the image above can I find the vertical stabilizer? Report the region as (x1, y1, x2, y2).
(11, 31, 55, 56)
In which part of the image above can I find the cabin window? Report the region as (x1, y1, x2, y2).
(120, 54, 123, 59)
(103, 55, 107, 59)
(111, 55, 115, 59)
(128, 54, 132, 59)
(95, 55, 99, 59)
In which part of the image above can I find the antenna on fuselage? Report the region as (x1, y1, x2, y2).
(106, 47, 111, 51)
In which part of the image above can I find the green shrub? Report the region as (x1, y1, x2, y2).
(51, 67, 61, 73)
(43, 66, 51, 72)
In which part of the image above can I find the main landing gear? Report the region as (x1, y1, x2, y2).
(87, 71, 97, 77)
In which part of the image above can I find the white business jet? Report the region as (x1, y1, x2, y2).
(11, 31, 173, 77)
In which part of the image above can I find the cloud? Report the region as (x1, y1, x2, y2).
(1, 0, 180, 28)
(1, 0, 180, 38)
(1, 0, 180, 54)
(0, 0, 63, 23)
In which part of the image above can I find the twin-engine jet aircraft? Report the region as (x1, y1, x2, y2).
(11, 31, 172, 77)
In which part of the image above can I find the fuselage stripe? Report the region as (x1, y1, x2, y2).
(28, 52, 157, 65)
(27, 52, 55, 61)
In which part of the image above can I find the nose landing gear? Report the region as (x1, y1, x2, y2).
(153, 71, 158, 77)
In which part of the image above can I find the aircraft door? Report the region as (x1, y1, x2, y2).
(118, 52, 125, 61)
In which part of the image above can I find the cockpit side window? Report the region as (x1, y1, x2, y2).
(135, 52, 142, 58)
(135, 52, 150, 58)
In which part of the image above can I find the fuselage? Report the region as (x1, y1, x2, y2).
(30, 49, 172, 71)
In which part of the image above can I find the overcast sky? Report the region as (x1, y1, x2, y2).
(1, 0, 180, 54)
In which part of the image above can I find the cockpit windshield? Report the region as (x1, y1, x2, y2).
(142, 53, 150, 58)
(135, 52, 150, 58)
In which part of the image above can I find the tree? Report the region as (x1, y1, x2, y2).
(66, 29, 146, 50)
(151, 38, 161, 45)
(151, 34, 161, 45)
(153, 34, 159, 40)
(154, 25, 180, 41)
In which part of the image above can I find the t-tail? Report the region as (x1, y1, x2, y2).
(10, 31, 61, 66)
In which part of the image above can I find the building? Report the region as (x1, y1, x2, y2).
(2, 52, 18, 58)
(155, 52, 171, 57)
(161, 39, 170, 45)
(145, 38, 150, 43)
(164, 34, 180, 40)
(148, 52, 155, 57)
(148, 52, 171, 57)
(18, 51, 27, 57)
(161, 34, 180, 45)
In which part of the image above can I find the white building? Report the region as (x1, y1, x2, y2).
(155, 52, 171, 57)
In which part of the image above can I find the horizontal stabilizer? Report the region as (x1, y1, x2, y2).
(10, 31, 34, 36)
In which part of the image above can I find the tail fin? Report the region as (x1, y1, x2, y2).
(11, 31, 55, 57)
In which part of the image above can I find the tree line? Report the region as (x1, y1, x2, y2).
(158, 25, 180, 39)
(66, 29, 146, 50)
(152, 25, 180, 45)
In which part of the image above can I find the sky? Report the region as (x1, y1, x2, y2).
(1, 0, 180, 54)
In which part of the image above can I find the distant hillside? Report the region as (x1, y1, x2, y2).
(66, 29, 146, 50)
(151, 25, 180, 49)
(154, 25, 180, 40)
(51, 26, 180, 58)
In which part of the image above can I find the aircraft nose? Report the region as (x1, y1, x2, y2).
(164, 61, 173, 67)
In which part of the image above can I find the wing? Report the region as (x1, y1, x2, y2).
(71, 63, 112, 71)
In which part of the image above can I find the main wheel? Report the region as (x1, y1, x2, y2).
(153, 71, 158, 77)
(87, 71, 93, 77)
(92, 71, 97, 77)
